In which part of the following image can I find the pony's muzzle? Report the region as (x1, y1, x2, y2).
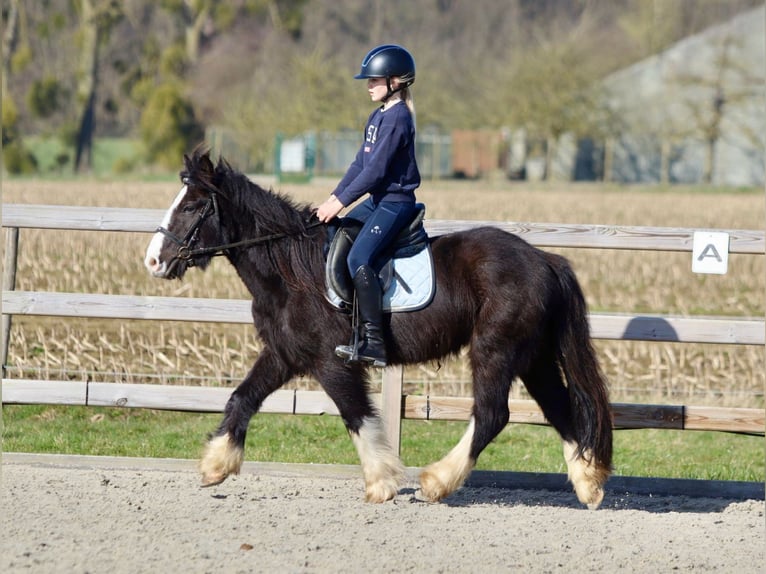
(144, 254, 168, 278)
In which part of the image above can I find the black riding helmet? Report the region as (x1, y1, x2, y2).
(354, 44, 415, 101)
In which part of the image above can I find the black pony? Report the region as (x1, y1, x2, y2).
(144, 149, 613, 509)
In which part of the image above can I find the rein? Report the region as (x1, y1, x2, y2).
(178, 219, 324, 261)
(156, 189, 323, 266)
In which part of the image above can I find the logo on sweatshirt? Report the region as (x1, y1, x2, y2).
(371, 225, 382, 235)
(366, 125, 378, 144)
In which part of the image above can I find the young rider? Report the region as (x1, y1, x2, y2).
(315, 44, 421, 368)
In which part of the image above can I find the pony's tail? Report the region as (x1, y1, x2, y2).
(553, 261, 613, 470)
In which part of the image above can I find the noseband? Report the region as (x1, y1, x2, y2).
(156, 181, 323, 271)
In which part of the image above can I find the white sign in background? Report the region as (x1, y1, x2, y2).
(691, 231, 730, 275)
(280, 139, 305, 173)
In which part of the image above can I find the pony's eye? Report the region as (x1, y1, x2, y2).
(182, 204, 197, 214)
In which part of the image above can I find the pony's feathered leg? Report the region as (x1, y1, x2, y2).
(563, 440, 609, 510)
(521, 353, 609, 509)
(200, 434, 244, 487)
(349, 416, 405, 502)
(318, 365, 403, 502)
(419, 417, 477, 501)
(420, 331, 513, 502)
(200, 348, 292, 486)
(552, 261, 613, 509)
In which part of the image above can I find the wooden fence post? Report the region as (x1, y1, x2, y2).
(381, 365, 404, 455)
(2, 227, 19, 379)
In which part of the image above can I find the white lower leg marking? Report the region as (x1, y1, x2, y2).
(199, 433, 244, 486)
(420, 417, 476, 502)
(563, 440, 606, 510)
(350, 417, 404, 503)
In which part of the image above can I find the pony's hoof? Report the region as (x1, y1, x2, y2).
(418, 469, 449, 502)
(198, 433, 243, 488)
(362, 460, 404, 503)
(569, 471, 605, 509)
(364, 481, 399, 503)
(577, 485, 605, 510)
(563, 443, 609, 510)
(200, 472, 228, 488)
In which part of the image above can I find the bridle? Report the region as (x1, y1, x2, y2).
(156, 189, 219, 267)
(155, 179, 323, 270)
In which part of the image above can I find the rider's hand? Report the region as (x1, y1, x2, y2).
(316, 195, 344, 223)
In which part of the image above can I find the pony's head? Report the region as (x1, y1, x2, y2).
(144, 148, 229, 279)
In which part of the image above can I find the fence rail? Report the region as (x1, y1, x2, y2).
(3, 204, 764, 452)
(4, 380, 762, 435)
(3, 203, 765, 252)
(2, 290, 763, 345)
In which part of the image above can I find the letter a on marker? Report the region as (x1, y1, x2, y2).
(697, 244, 722, 262)
(691, 231, 729, 274)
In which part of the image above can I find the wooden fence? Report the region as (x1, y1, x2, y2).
(2, 203, 764, 454)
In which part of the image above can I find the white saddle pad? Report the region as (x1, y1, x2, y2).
(326, 248, 435, 312)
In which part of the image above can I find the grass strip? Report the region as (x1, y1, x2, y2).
(3, 405, 762, 482)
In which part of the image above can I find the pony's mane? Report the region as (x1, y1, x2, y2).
(182, 147, 323, 292)
(183, 148, 312, 236)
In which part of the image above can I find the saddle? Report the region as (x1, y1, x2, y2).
(324, 204, 435, 312)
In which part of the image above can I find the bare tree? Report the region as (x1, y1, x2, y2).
(2, 0, 20, 100)
(672, 34, 760, 183)
(499, 36, 603, 179)
(73, 0, 122, 173)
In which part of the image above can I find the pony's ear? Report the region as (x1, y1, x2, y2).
(199, 151, 215, 175)
(215, 155, 232, 174)
(180, 153, 192, 182)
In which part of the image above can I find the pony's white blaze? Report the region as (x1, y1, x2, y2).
(419, 416, 476, 502)
(144, 184, 189, 276)
(563, 440, 606, 510)
(349, 417, 404, 503)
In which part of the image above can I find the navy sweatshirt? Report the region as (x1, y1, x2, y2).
(332, 100, 420, 207)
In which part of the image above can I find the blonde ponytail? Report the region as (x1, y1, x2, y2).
(402, 87, 416, 131)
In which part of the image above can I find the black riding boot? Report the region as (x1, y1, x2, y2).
(335, 265, 388, 368)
